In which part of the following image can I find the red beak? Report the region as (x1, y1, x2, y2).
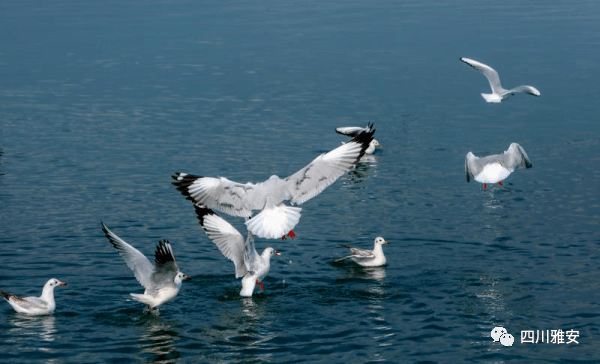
(59, 282, 68, 286)
(184, 276, 191, 280)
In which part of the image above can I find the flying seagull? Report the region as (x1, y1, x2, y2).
(460, 57, 540, 103)
(465, 142, 532, 189)
(101, 223, 190, 312)
(173, 129, 374, 240)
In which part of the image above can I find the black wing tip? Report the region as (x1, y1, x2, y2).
(101, 222, 125, 251)
(155, 240, 175, 266)
(1, 290, 11, 301)
(193, 204, 217, 226)
(350, 129, 375, 162)
(172, 172, 203, 201)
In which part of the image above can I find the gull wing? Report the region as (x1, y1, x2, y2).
(149, 240, 180, 292)
(285, 130, 374, 205)
(509, 85, 540, 96)
(194, 205, 249, 278)
(243, 232, 260, 274)
(334, 244, 375, 262)
(505, 143, 533, 170)
(172, 173, 260, 218)
(335, 122, 374, 137)
(1, 291, 47, 310)
(465, 152, 480, 183)
(460, 57, 504, 94)
(101, 222, 155, 290)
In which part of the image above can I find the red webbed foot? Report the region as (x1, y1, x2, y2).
(498, 181, 503, 186)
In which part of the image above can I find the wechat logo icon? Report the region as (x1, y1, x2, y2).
(491, 327, 514, 347)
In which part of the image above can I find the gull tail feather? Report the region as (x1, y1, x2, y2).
(245, 205, 301, 239)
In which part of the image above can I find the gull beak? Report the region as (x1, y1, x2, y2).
(59, 282, 68, 286)
(377, 143, 382, 148)
(184, 276, 191, 280)
(383, 240, 389, 245)
(275, 251, 281, 256)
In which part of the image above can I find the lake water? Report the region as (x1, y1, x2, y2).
(1, 0, 599, 362)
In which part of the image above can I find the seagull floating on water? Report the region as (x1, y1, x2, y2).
(335, 237, 388, 267)
(173, 130, 374, 240)
(335, 122, 381, 155)
(460, 57, 540, 103)
(194, 205, 280, 297)
(101, 223, 190, 312)
(1, 278, 67, 315)
(465, 143, 532, 189)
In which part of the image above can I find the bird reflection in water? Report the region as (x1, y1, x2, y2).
(139, 317, 181, 364)
(8, 315, 56, 356)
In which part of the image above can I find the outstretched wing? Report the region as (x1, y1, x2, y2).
(150, 240, 180, 291)
(509, 85, 540, 97)
(285, 130, 374, 205)
(335, 122, 374, 137)
(172, 173, 259, 218)
(465, 152, 480, 183)
(460, 57, 504, 94)
(194, 205, 249, 278)
(505, 143, 533, 170)
(101, 222, 154, 290)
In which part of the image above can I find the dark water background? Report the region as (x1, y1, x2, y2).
(1, 0, 599, 362)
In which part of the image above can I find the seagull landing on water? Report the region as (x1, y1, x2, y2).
(101, 223, 190, 312)
(335, 122, 381, 155)
(465, 143, 532, 190)
(335, 237, 388, 267)
(194, 205, 280, 297)
(460, 57, 540, 103)
(172, 130, 374, 240)
(1, 278, 67, 315)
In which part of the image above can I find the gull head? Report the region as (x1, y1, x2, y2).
(46, 278, 68, 288)
(264, 247, 281, 257)
(175, 272, 191, 285)
(374, 237, 388, 245)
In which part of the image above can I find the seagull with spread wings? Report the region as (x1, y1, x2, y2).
(173, 130, 374, 240)
(101, 223, 190, 312)
(460, 57, 540, 103)
(194, 205, 280, 297)
(465, 143, 533, 189)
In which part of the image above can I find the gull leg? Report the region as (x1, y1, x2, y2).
(483, 183, 487, 190)
(498, 181, 503, 186)
(287, 230, 296, 239)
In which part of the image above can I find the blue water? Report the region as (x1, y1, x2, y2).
(1, 0, 599, 362)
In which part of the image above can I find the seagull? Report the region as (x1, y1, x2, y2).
(460, 57, 541, 103)
(335, 122, 381, 154)
(173, 129, 374, 240)
(1, 279, 67, 315)
(335, 237, 388, 267)
(194, 205, 280, 297)
(465, 143, 532, 189)
(101, 223, 190, 311)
